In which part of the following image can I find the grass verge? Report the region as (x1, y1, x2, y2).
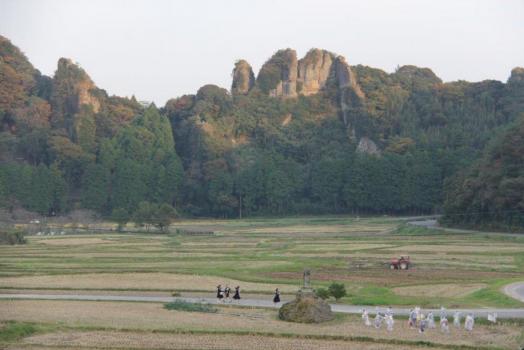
(164, 300, 217, 313)
(0, 321, 38, 342)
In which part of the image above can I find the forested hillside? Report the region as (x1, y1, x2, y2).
(442, 112, 524, 230)
(0, 36, 523, 225)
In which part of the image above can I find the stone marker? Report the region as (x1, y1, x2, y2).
(278, 269, 334, 323)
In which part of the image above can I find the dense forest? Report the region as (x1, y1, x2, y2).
(0, 36, 523, 228)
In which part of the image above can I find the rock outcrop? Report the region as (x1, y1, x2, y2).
(249, 48, 370, 147)
(508, 67, 524, 84)
(356, 137, 380, 155)
(254, 48, 365, 101)
(52, 58, 101, 116)
(278, 289, 334, 323)
(334, 56, 364, 98)
(232, 48, 375, 151)
(256, 49, 298, 98)
(297, 49, 334, 95)
(50, 58, 102, 138)
(231, 60, 255, 95)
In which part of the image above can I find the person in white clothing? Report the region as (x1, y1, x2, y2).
(439, 306, 447, 320)
(362, 309, 371, 326)
(386, 314, 394, 332)
(440, 317, 450, 333)
(453, 311, 461, 328)
(415, 306, 421, 323)
(386, 306, 393, 317)
(464, 313, 474, 331)
(419, 313, 427, 333)
(487, 313, 497, 323)
(427, 311, 436, 329)
(374, 312, 383, 329)
(408, 309, 417, 328)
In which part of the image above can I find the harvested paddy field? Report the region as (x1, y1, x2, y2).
(1, 216, 524, 350)
(0, 272, 297, 292)
(9, 330, 452, 350)
(1, 216, 524, 308)
(1, 300, 522, 349)
(392, 283, 487, 298)
(37, 237, 112, 246)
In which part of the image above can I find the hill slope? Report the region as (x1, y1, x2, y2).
(0, 35, 523, 222)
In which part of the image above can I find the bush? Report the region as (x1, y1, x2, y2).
(164, 300, 217, 313)
(315, 287, 330, 300)
(133, 201, 176, 232)
(328, 282, 347, 301)
(0, 230, 26, 245)
(111, 208, 129, 232)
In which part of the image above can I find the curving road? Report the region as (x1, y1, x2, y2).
(504, 282, 524, 303)
(1, 293, 523, 319)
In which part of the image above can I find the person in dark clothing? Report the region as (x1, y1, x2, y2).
(216, 285, 223, 300)
(233, 286, 241, 300)
(273, 288, 280, 303)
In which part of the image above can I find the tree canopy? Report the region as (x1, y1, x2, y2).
(1, 35, 523, 229)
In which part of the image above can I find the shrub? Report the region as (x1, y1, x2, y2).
(111, 208, 129, 232)
(164, 300, 217, 313)
(0, 230, 26, 245)
(132, 202, 176, 232)
(315, 287, 330, 300)
(328, 282, 347, 301)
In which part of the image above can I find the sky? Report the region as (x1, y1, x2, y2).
(1, 0, 523, 105)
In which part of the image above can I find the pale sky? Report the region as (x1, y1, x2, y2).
(1, 0, 523, 105)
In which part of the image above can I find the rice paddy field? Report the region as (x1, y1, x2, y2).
(1, 215, 524, 349)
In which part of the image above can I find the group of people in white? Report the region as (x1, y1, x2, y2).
(361, 306, 497, 333)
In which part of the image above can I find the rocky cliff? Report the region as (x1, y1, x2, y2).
(231, 60, 255, 95)
(253, 48, 364, 99)
(52, 58, 101, 115)
(256, 49, 298, 98)
(508, 67, 524, 84)
(297, 49, 334, 95)
(235, 48, 372, 149)
(50, 58, 102, 137)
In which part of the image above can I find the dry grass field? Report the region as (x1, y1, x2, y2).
(392, 283, 487, 298)
(0, 272, 296, 292)
(6, 331, 452, 350)
(1, 215, 524, 349)
(1, 216, 524, 303)
(1, 300, 522, 349)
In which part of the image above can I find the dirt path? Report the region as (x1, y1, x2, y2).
(1, 293, 523, 319)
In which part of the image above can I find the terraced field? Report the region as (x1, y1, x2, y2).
(1, 216, 523, 306)
(1, 216, 524, 349)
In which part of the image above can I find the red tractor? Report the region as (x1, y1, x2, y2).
(390, 256, 411, 270)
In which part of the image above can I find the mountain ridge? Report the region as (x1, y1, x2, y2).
(1, 35, 523, 227)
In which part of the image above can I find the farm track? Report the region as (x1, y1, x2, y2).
(504, 281, 524, 303)
(1, 292, 524, 318)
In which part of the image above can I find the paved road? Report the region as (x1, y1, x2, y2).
(408, 219, 440, 228)
(504, 282, 524, 303)
(407, 218, 524, 235)
(1, 293, 523, 319)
